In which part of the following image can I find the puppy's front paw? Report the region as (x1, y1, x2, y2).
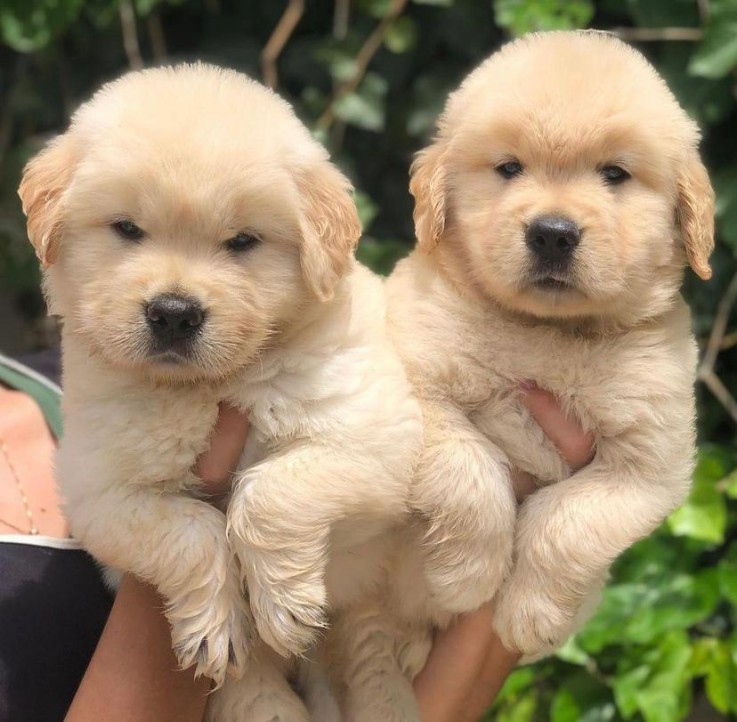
(247, 573, 327, 658)
(493, 580, 572, 658)
(425, 549, 510, 615)
(167, 569, 253, 686)
(423, 522, 514, 615)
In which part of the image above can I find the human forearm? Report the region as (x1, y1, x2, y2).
(65, 574, 210, 722)
(413, 604, 520, 722)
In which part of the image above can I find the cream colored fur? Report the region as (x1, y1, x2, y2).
(323, 31, 714, 721)
(19, 64, 421, 720)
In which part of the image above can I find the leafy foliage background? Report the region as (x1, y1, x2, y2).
(0, 0, 736, 719)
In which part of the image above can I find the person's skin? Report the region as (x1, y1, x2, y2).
(65, 388, 593, 722)
(413, 385, 595, 722)
(64, 406, 249, 722)
(0, 384, 66, 537)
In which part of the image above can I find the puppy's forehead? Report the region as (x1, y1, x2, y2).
(73, 63, 320, 171)
(447, 32, 696, 171)
(67, 64, 318, 230)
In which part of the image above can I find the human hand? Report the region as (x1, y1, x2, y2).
(196, 403, 250, 501)
(65, 404, 250, 722)
(413, 383, 595, 722)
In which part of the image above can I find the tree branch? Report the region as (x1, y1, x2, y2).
(333, 0, 350, 41)
(698, 272, 737, 424)
(119, 0, 144, 70)
(611, 27, 703, 42)
(261, 0, 305, 90)
(316, 0, 409, 131)
(147, 11, 168, 62)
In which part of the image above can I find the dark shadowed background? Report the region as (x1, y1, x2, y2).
(0, 0, 736, 719)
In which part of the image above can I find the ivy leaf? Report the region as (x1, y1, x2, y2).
(356, 236, 409, 275)
(0, 0, 84, 52)
(690, 637, 736, 713)
(333, 72, 388, 132)
(628, 632, 694, 722)
(614, 665, 651, 719)
(550, 671, 616, 722)
(689, 3, 737, 79)
(668, 449, 728, 545)
(722, 469, 737, 499)
(384, 16, 418, 54)
(354, 190, 379, 231)
(712, 166, 737, 254)
(556, 636, 591, 666)
(718, 541, 737, 606)
(494, 0, 594, 36)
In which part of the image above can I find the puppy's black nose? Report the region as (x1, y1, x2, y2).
(145, 294, 204, 343)
(525, 216, 581, 266)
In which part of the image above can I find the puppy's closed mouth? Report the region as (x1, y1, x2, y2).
(530, 277, 575, 292)
(148, 349, 190, 365)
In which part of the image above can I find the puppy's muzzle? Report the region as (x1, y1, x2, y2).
(145, 293, 205, 351)
(525, 215, 581, 271)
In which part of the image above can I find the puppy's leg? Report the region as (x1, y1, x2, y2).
(206, 644, 309, 722)
(494, 456, 690, 657)
(69, 486, 251, 685)
(296, 648, 342, 722)
(228, 445, 407, 658)
(328, 603, 429, 722)
(414, 401, 516, 615)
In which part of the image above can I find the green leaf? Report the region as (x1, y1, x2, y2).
(356, 236, 409, 275)
(625, 632, 694, 722)
(578, 570, 719, 653)
(497, 666, 537, 699)
(668, 450, 728, 545)
(384, 16, 418, 54)
(550, 671, 616, 722)
(714, 167, 737, 254)
(333, 72, 388, 132)
(689, 3, 737, 79)
(718, 541, 737, 605)
(690, 637, 736, 713)
(354, 191, 379, 232)
(722, 469, 737, 498)
(492, 691, 539, 722)
(0, 0, 84, 52)
(614, 665, 651, 719)
(556, 636, 591, 666)
(494, 0, 594, 36)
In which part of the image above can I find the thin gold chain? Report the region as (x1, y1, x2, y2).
(0, 435, 39, 535)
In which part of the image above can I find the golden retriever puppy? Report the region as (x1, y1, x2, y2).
(19, 64, 421, 720)
(325, 30, 714, 721)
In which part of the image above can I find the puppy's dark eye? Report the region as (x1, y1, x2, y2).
(495, 160, 524, 180)
(226, 232, 261, 253)
(111, 219, 144, 241)
(600, 165, 631, 185)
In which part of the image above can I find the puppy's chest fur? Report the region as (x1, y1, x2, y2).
(389, 257, 697, 484)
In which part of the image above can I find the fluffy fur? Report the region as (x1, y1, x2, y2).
(324, 31, 714, 720)
(19, 64, 421, 720)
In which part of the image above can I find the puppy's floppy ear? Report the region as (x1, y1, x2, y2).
(296, 161, 362, 302)
(677, 150, 715, 281)
(18, 134, 79, 268)
(410, 142, 447, 251)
